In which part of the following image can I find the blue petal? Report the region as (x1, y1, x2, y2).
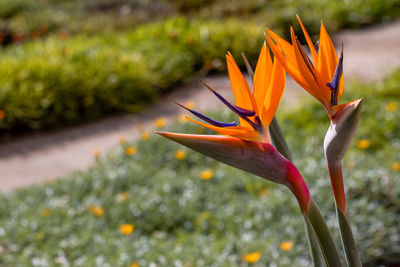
(200, 81, 262, 131)
(234, 105, 256, 117)
(327, 49, 343, 106)
(176, 103, 238, 127)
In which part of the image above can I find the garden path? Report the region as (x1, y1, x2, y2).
(1, 20, 400, 191)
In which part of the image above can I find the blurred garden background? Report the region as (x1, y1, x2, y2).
(0, 0, 399, 266)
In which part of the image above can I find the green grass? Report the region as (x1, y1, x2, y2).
(0, 71, 399, 266)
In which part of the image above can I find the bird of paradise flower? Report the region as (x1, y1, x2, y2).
(158, 43, 342, 266)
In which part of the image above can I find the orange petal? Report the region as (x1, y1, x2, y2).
(290, 27, 323, 103)
(226, 53, 257, 128)
(266, 29, 300, 73)
(266, 29, 295, 59)
(317, 22, 338, 90)
(296, 15, 318, 68)
(265, 33, 308, 89)
(338, 74, 344, 102)
(253, 42, 273, 115)
(262, 59, 286, 126)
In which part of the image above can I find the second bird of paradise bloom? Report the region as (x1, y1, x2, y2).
(266, 16, 362, 266)
(266, 15, 363, 213)
(265, 15, 346, 117)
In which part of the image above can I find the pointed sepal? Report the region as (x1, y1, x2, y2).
(157, 132, 309, 212)
(158, 132, 287, 183)
(324, 98, 363, 162)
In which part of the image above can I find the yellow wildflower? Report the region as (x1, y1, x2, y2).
(385, 102, 398, 112)
(357, 139, 370, 149)
(258, 188, 269, 198)
(280, 241, 293, 251)
(199, 169, 214, 180)
(118, 192, 129, 201)
(125, 146, 137, 156)
(347, 161, 355, 170)
(242, 252, 261, 263)
(177, 114, 187, 123)
(392, 162, 400, 172)
(40, 209, 51, 217)
(92, 149, 101, 158)
(130, 262, 139, 267)
(154, 117, 167, 129)
(0, 110, 5, 120)
(89, 205, 104, 217)
(184, 101, 195, 109)
(119, 224, 135, 235)
(141, 131, 150, 141)
(175, 150, 187, 160)
(119, 136, 127, 144)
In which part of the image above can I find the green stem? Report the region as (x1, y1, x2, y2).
(269, 116, 292, 161)
(303, 214, 326, 267)
(327, 160, 362, 267)
(336, 204, 362, 267)
(308, 198, 343, 267)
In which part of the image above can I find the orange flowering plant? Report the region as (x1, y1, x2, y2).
(159, 17, 363, 267)
(267, 15, 362, 266)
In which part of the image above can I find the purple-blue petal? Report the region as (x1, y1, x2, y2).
(209, 87, 255, 117)
(234, 105, 256, 116)
(209, 89, 261, 129)
(327, 49, 343, 106)
(176, 103, 238, 127)
(200, 81, 262, 132)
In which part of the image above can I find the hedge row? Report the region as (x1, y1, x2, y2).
(0, 17, 263, 133)
(1, 0, 399, 39)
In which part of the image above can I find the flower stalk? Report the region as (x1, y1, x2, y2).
(269, 116, 292, 161)
(324, 98, 363, 267)
(266, 15, 364, 266)
(303, 214, 326, 267)
(307, 198, 343, 267)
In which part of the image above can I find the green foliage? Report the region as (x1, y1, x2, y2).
(0, 0, 27, 18)
(0, 17, 264, 133)
(0, 71, 399, 266)
(260, 0, 400, 36)
(169, 0, 400, 35)
(0, 0, 171, 36)
(0, 0, 399, 42)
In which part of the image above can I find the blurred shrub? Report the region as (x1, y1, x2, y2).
(267, 0, 400, 37)
(0, 0, 399, 40)
(0, 17, 263, 133)
(168, 0, 400, 37)
(0, 0, 28, 19)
